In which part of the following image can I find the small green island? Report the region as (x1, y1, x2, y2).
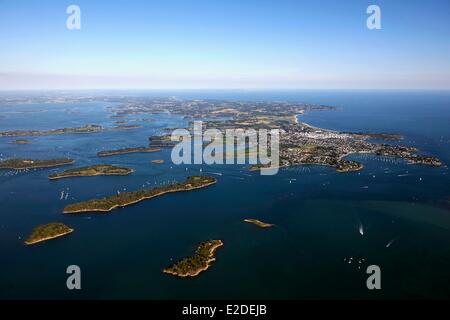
(163, 240, 224, 277)
(244, 219, 275, 228)
(0, 158, 74, 170)
(24, 223, 74, 245)
(335, 160, 364, 173)
(11, 139, 31, 144)
(149, 135, 178, 148)
(63, 176, 217, 213)
(97, 147, 161, 157)
(249, 163, 283, 172)
(48, 164, 133, 180)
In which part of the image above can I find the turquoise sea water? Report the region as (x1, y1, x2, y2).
(0, 90, 449, 299)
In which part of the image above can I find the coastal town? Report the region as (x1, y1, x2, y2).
(277, 122, 442, 172)
(0, 96, 442, 174)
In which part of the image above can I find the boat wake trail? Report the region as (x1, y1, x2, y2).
(386, 237, 399, 248)
(204, 172, 223, 176)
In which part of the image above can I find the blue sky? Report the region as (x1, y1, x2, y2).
(1, 0, 450, 90)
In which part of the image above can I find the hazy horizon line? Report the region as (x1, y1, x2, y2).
(1, 88, 450, 92)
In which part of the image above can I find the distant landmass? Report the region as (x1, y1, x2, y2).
(0, 124, 103, 137)
(0, 158, 74, 170)
(97, 147, 161, 157)
(10, 139, 31, 144)
(0, 123, 147, 138)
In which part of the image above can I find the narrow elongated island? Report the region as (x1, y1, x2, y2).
(113, 124, 142, 130)
(97, 147, 161, 157)
(11, 139, 31, 144)
(244, 219, 275, 228)
(48, 164, 133, 180)
(163, 240, 224, 277)
(0, 124, 103, 137)
(0, 158, 74, 170)
(24, 223, 74, 245)
(0, 124, 150, 137)
(63, 176, 217, 213)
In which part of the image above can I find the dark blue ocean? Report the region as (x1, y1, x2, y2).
(0, 90, 449, 299)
